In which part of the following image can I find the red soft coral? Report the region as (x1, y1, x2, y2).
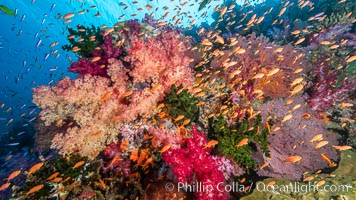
(162, 126, 226, 200)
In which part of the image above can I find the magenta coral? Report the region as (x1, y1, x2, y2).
(69, 34, 122, 77)
(162, 126, 226, 200)
(101, 142, 131, 176)
(307, 63, 354, 112)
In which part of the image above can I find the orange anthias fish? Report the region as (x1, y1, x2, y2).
(281, 114, 293, 123)
(303, 176, 315, 182)
(289, 84, 304, 96)
(99, 178, 107, 189)
(26, 184, 44, 196)
(315, 140, 329, 149)
(265, 122, 271, 134)
(27, 162, 44, 177)
(160, 144, 171, 153)
(205, 140, 219, 148)
(236, 138, 249, 148)
(72, 161, 85, 169)
(332, 145, 352, 151)
(174, 114, 185, 121)
(283, 155, 302, 163)
(320, 153, 336, 167)
(101, 91, 112, 103)
(0, 182, 11, 191)
(47, 172, 60, 180)
(6, 170, 21, 182)
(63, 13, 75, 19)
(316, 180, 326, 187)
(259, 161, 269, 170)
(310, 134, 323, 143)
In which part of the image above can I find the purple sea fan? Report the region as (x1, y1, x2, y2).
(252, 96, 339, 181)
(307, 23, 355, 50)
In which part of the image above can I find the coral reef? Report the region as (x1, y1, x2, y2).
(210, 33, 306, 99)
(254, 96, 339, 180)
(162, 126, 226, 200)
(33, 26, 195, 159)
(20, 3, 354, 199)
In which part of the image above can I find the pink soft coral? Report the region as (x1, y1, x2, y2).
(162, 126, 226, 200)
(32, 25, 196, 160)
(125, 32, 194, 92)
(148, 126, 183, 149)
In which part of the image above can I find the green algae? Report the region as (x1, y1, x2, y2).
(208, 114, 271, 169)
(62, 25, 104, 58)
(162, 85, 199, 126)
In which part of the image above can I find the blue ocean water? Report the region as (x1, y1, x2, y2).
(0, 0, 237, 134)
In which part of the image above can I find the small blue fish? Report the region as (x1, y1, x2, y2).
(36, 39, 42, 48)
(29, 108, 35, 115)
(44, 53, 50, 60)
(17, 131, 25, 136)
(49, 67, 58, 71)
(234, 25, 243, 30)
(28, 117, 36, 122)
(20, 14, 25, 22)
(17, 29, 22, 36)
(6, 143, 20, 146)
(50, 3, 56, 12)
(45, 154, 54, 160)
